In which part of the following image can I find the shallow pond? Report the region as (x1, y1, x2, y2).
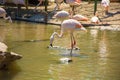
(0, 19, 120, 80)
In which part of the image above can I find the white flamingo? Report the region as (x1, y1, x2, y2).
(91, 16, 100, 24)
(101, 0, 110, 15)
(1, 0, 25, 5)
(53, 10, 69, 22)
(90, 12, 100, 24)
(0, 7, 12, 23)
(72, 14, 88, 21)
(53, 10, 88, 23)
(49, 19, 87, 48)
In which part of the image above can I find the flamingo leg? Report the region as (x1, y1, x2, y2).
(71, 33, 79, 50)
(34, 0, 43, 12)
(71, 6, 75, 15)
(72, 34, 76, 48)
(70, 33, 74, 58)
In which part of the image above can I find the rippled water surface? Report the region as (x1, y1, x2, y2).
(0, 19, 120, 80)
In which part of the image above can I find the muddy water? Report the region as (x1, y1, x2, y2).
(0, 19, 120, 80)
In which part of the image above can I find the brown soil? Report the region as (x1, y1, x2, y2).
(1, 2, 120, 26)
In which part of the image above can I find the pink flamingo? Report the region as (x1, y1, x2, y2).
(66, 0, 81, 15)
(90, 12, 100, 24)
(12, 0, 25, 5)
(1, 0, 25, 5)
(72, 14, 88, 21)
(49, 19, 87, 49)
(53, 10, 88, 23)
(66, 0, 81, 6)
(53, 0, 81, 12)
(49, 19, 87, 62)
(0, 7, 12, 23)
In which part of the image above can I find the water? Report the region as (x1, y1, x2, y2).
(0, 19, 120, 80)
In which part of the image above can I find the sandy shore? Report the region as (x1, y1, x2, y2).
(0, 2, 120, 27)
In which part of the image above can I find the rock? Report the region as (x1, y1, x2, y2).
(60, 57, 72, 64)
(0, 51, 22, 69)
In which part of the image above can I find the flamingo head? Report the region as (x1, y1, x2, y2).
(75, 24, 87, 32)
(81, 27, 87, 32)
(49, 32, 57, 47)
(8, 16, 12, 23)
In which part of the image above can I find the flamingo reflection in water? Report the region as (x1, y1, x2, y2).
(0, 7, 12, 23)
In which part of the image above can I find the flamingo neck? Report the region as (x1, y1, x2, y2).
(49, 32, 58, 46)
(3, 16, 12, 23)
(50, 32, 63, 46)
(53, 32, 63, 38)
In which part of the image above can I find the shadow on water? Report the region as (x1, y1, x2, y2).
(48, 46, 89, 58)
(59, 52, 89, 58)
(7, 39, 49, 50)
(0, 25, 5, 27)
(14, 39, 50, 42)
(0, 62, 21, 80)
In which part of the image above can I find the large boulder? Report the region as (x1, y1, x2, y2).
(0, 51, 22, 69)
(0, 42, 22, 69)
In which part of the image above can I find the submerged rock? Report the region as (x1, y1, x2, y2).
(60, 57, 72, 64)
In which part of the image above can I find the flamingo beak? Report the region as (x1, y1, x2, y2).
(9, 19, 12, 23)
(8, 16, 12, 23)
(84, 29, 87, 32)
(81, 27, 87, 32)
